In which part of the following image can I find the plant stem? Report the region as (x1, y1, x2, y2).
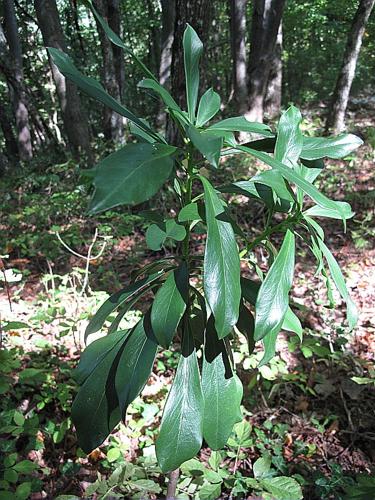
(182, 148, 194, 261)
(166, 468, 180, 500)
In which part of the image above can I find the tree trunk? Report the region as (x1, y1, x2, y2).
(92, 0, 124, 144)
(157, 0, 176, 127)
(0, 93, 19, 163)
(246, 0, 286, 123)
(3, 0, 33, 161)
(34, 0, 92, 162)
(229, 0, 248, 114)
(326, 0, 375, 134)
(168, 0, 212, 142)
(264, 22, 282, 119)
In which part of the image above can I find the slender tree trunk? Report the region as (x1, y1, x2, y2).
(3, 0, 33, 161)
(264, 22, 282, 119)
(246, 0, 286, 122)
(34, 0, 92, 162)
(106, 0, 125, 101)
(157, 0, 176, 127)
(229, 0, 248, 114)
(168, 0, 212, 142)
(93, 0, 124, 143)
(326, 0, 375, 134)
(0, 93, 19, 163)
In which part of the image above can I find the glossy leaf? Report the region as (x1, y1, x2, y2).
(156, 334, 204, 472)
(115, 316, 158, 419)
(183, 25, 203, 122)
(89, 143, 176, 214)
(304, 201, 354, 220)
(237, 145, 346, 221)
(196, 88, 221, 127)
(202, 318, 243, 449)
(85, 272, 162, 339)
(254, 230, 295, 341)
(47, 48, 157, 140)
(71, 331, 127, 453)
(318, 239, 358, 330)
(138, 78, 182, 114)
(241, 277, 300, 336)
(236, 301, 255, 354)
(301, 134, 363, 160)
(187, 126, 222, 168)
(74, 330, 130, 385)
(151, 264, 188, 348)
(200, 175, 241, 339)
(209, 116, 273, 135)
(275, 105, 303, 168)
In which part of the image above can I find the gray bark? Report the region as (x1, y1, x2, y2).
(229, 0, 248, 114)
(93, 0, 124, 143)
(157, 0, 176, 127)
(326, 0, 375, 134)
(3, 0, 33, 161)
(264, 22, 282, 119)
(34, 0, 92, 162)
(246, 0, 286, 122)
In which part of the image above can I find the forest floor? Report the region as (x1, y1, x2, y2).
(0, 112, 374, 499)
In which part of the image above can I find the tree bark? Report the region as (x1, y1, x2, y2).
(229, 0, 248, 114)
(246, 0, 286, 122)
(157, 0, 176, 127)
(0, 93, 19, 163)
(326, 0, 375, 134)
(92, 0, 124, 143)
(3, 0, 33, 161)
(168, 0, 212, 142)
(34, 0, 92, 162)
(264, 22, 282, 119)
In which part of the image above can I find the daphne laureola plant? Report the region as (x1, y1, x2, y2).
(48, 2, 362, 474)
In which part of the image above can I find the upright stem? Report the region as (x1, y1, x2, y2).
(166, 468, 180, 500)
(182, 147, 194, 261)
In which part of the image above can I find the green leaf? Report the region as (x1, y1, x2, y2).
(15, 482, 32, 500)
(106, 448, 121, 463)
(187, 126, 222, 168)
(178, 202, 202, 222)
(318, 239, 358, 330)
(199, 482, 222, 500)
(75, 331, 130, 386)
(47, 48, 157, 140)
(89, 143, 176, 214)
(156, 334, 204, 472)
(253, 454, 271, 479)
(196, 88, 221, 127)
(275, 105, 303, 168)
(72, 332, 128, 453)
(254, 230, 295, 341)
(183, 25, 203, 122)
(115, 316, 158, 419)
(237, 145, 346, 221)
(12, 461, 38, 473)
(138, 79, 183, 114)
(261, 476, 303, 500)
(202, 318, 243, 450)
(85, 0, 157, 81)
(304, 201, 354, 220)
(236, 302, 255, 354)
(208, 116, 273, 135)
(151, 263, 188, 348)
(146, 219, 186, 251)
(200, 176, 241, 339)
(282, 309, 303, 341)
(301, 134, 363, 160)
(85, 272, 162, 339)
